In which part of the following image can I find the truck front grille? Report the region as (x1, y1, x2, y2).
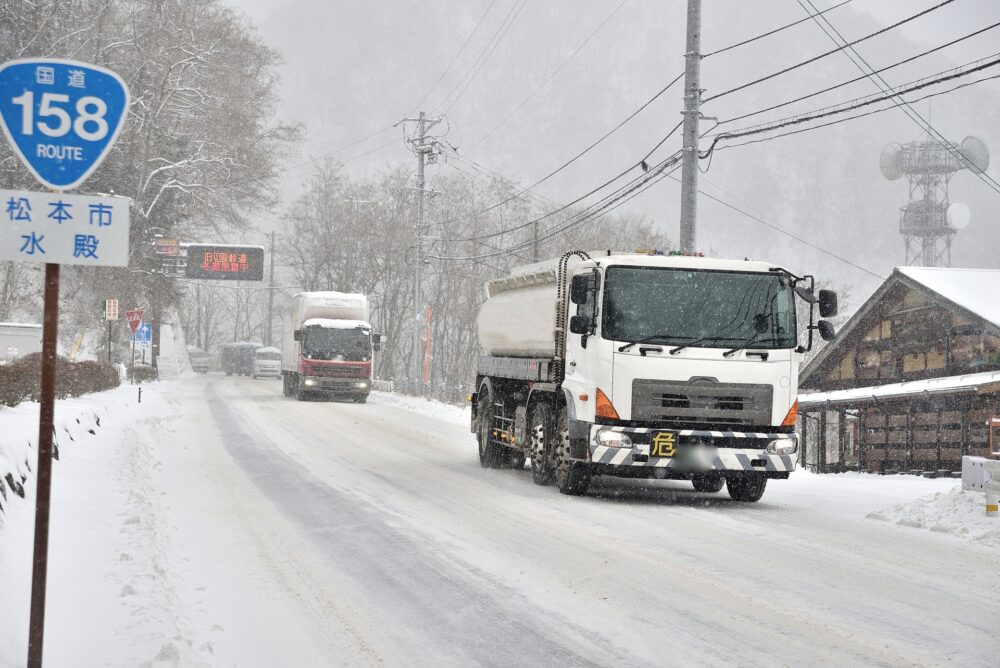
(632, 379, 772, 427)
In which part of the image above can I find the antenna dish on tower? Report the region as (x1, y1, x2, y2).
(959, 136, 990, 173)
(879, 143, 902, 181)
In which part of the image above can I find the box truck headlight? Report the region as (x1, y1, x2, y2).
(356, 382, 368, 388)
(766, 439, 797, 455)
(304, 378, 318, 387)
(594, 429, 631, 449)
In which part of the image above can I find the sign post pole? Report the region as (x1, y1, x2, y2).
(26, 263, 58, 668)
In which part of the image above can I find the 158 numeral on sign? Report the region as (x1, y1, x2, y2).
(11, 92, 109, 141)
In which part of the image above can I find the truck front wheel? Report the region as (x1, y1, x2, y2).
(726, 474, 767, 502)
(691, 474, 725, 493)
(554, 407, 590, 496)
(477, 388, 503, 468)
(528, 402, 554, 485)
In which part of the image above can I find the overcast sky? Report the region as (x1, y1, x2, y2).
(226, 0, 1000, 298)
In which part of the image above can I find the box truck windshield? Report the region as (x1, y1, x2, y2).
(302, 327, 370, 361)
(602, 267, 796, 349)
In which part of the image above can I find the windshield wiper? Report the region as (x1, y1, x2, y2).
(618, 334, 691, 353)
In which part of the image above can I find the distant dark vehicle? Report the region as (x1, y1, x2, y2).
(221, 341, 262, 376)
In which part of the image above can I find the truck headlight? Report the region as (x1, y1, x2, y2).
(356, 382, 368, 388)
(765, 439, 797, 455)
(594, 429, 631, 448)
(304, 379, 318, 387)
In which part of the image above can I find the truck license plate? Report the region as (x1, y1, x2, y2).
(650, 431, 677, 457)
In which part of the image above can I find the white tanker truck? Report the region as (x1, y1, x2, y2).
(471, 250, 838, 500)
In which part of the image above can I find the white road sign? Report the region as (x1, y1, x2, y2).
(1, 188, 130, 266)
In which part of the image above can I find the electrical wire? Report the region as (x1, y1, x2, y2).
(700, 56, 1000, 156)
(435, 0, 530, 116)
(714, 20, 1000, 127)
(668, 173, 886, 280)
(797, 0, 1000, 196)
(711, 73, 1000, 151)
(702, 0, 956, 104)
(475, 0, 628, 145)
(702, 0, 854, 58)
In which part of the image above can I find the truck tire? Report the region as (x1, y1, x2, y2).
(726, 474, 767, 502)
(477, 388, 503, 468)
(528, 403, 554, 485)
(554, 407, 590, 496)
(691, 474, 725, 493)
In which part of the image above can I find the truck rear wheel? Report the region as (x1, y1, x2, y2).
(528, 403, 554, 485)
(691, 474, 725, 493)
(554, 407, 590, 496)
(477, 388, 503, 468)
(726, 474, 767, 502)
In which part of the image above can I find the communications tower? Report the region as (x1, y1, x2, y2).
(880, 136, 989, 267)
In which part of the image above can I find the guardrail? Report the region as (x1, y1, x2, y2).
(961, 456, 1000, 517)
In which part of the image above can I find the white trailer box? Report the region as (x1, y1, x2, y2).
(0, 322, 43, 362)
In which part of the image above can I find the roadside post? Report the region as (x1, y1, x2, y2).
(105, 298, 118, 361)
(0, 57, 129, 668)
(125, 309, 143, 383)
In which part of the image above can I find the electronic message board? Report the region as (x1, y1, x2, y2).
(185, 244, 264, 281)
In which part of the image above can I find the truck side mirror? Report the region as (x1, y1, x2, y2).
(373, 333, 382, 351)
(818, 320, 837, 341)
(293, 329, 301, 342)
(570, 274, 594, 305)
(569, 315, 590, 335)
(818, 289, 838, 318)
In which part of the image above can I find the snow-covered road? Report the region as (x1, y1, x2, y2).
(3, 374, 999, 666)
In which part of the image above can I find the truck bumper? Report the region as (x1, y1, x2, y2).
(586, 424, 798, 476)
(301, 376, 370, 395)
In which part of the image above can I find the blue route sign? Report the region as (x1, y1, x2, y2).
(0, 58, 129, 191)
(135, 323, 151, 343)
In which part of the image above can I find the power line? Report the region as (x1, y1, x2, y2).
(408, 0, 499, 114)
(714, 20, 1000, 127)
(701, 56, 1000, 156)
(278, 138, 400, 184)
(711, 73, 1000, 151)
(797, 0, 1000, 196)
(476, 0, 628, 145)
(719, 52, 1000, 138)
(669, 173, 885, 280)
(702, 0, 956, 104)
(434, 0, 530, 116)
(702, 0, 854, 58)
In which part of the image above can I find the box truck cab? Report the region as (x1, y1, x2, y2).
(472, 251, 838, 500)
(281, 292, 379, 402)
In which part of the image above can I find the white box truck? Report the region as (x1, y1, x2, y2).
(471, 251, 838, 500)
(281, 292, 379, 402)
(0, 322, 42, 363)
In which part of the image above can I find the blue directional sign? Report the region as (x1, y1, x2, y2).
(135, 323, 152, 343)
(0, 58, 129, 191)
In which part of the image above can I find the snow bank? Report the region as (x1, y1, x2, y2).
(867, 484, 1000, 548)
(370, 391, 469, 426)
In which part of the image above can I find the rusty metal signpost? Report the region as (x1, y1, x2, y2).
(0, 58, 130, 667)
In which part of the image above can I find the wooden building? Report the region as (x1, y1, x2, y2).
(798, 267, 1000, 474)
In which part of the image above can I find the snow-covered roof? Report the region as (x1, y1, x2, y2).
(898, 266, 1000, 329)
(254, 346, 280, 353)
(0, 322, 42, 329)
(302, 318, 370, 330)
(799, 369, 1000, 406)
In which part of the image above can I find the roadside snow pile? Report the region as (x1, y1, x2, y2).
(371, 390, 469, 426)
(867, 484, 1000, 548)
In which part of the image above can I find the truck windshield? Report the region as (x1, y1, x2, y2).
(256, 352, 281, 361)
(303, 327, 371, 361)
(602, 267, 796, 350)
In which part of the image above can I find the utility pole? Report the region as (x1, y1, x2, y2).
(679, 0, 702, 253)
(266, 230, 275, 346)
(532, 211, 540, 262)
(398, 111, 442, 394)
